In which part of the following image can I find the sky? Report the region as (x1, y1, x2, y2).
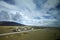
(0, 0, 60, 27)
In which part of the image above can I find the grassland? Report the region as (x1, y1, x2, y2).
(0, 26, 60, 40)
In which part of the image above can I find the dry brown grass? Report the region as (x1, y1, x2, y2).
(0, 26, 60, 40)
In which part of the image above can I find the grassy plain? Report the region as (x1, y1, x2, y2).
(0, 26, 60, 40)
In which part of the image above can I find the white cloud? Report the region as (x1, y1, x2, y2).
(0, 0, 60, 27)
(0, 1, 19, 10)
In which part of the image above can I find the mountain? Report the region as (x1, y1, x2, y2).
(0, 21, 25, 26)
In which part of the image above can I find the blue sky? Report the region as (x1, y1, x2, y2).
(0, 0, 60, 27)
(2, 0, 15, 5)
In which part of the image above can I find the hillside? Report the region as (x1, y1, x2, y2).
(0, 21, 25, 26)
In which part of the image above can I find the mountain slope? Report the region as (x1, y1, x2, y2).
(0, 21, 25, 26)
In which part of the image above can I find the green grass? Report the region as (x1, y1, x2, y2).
(0, 26, 60, 40)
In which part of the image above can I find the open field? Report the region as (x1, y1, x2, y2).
(0, 26, 60, 40)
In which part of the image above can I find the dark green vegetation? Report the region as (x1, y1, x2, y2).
(0, 26, 60, 40)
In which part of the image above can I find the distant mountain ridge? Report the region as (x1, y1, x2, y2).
(0, 21, 25, 26)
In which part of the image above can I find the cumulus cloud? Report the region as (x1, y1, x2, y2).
(0, 0, 60, 27)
